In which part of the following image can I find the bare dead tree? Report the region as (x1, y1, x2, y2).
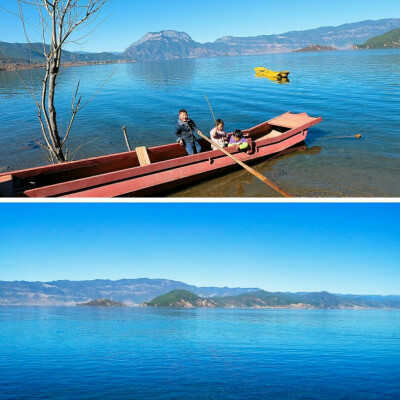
(17, 0, 109, 163)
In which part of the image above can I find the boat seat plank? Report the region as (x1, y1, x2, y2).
(255, 129, 284, 141)
(136, 146, 151, 166)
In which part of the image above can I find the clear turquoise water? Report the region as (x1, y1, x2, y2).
(0, 50, 399, 196)
(0, 307, 399, 399)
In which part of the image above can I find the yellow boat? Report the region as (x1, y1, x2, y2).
(254, 67, 290, 79)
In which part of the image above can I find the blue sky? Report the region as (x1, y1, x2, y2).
(1, 0, 400, 52)
(0, 202, 398, 295)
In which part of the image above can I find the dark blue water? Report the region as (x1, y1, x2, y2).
(0, 307, 399, 399)
(0, 50, 399, 196)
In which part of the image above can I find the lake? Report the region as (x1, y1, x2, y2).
(0, 307, 399, 399)
(0, 50, 399, 197)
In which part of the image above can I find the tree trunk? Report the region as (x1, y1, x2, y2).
(48, 60, 65, 162)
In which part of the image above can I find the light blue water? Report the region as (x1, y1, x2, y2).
(0, 50, 399, 196)
(0, 307, 399, 399)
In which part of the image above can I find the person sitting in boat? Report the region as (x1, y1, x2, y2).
(174, 109, 202, 155)
(228, 129, 249, 151)
(210, 119, 227, 150)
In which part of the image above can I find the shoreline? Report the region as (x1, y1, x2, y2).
(1, 304, 397, 310)
(0, 59, 134, 72)
(2, 47, 395, 72)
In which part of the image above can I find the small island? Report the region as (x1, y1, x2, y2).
(293, 44, 337, 52)
(76, 298, 125, 307)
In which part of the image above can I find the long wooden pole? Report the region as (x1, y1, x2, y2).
(323, 134, 362, 139)
(204, 93, 217, 124)
(196, 129, 293, 198)
(202, 94, 292, 198)
(122, 126, 132, 151)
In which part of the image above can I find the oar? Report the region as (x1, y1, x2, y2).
(202, 94, 292, 197)
(196, 129, 292, 197)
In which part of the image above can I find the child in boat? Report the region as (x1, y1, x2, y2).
(210, 119, 227, 150)
(174, 109, 202, 155)
(228, 129, 249, 151)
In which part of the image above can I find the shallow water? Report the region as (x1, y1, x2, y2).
(0, 307, 399, 399)
(0, 50, 399, 196)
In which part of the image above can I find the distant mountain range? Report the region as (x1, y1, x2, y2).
(354, 28, 400, 49)
(123, 19, 400, 61)
(1, 279, 399, 308)
(0, 41, 123, 65)
(0, 278, 258, 306)
(1, 18, 400, 67)
(142, 289, 400, 309)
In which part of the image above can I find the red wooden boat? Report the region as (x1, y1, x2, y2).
(0, 111, 322, 197)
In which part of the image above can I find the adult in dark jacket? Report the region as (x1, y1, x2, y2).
(174, 109, 202, 155)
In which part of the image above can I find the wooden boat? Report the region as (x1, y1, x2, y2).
(254, 67, 290, 79)
(0, 111, 322, 197)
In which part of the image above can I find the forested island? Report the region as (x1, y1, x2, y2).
(140, 289, 400, 309)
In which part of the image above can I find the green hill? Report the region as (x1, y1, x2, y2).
(214, 290, 299, 308)
(141, 289, 219, 308)
(354, 28, 400, 49)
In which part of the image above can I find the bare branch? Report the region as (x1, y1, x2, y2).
(0, 48, 38, 104)
(80, 66, 117, 110)
(17, 1, 44, 56)
(68, 137, 97, 161)
(62, 80, 82, 146)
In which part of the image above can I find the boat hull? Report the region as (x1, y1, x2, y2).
(0, 112, 322, 197)
(254, 67, 290, 79)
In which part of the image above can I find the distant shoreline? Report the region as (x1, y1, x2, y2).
(1, 304, 398, 310)
(2, 47, 398, 72)
(0, 59, 134, 72)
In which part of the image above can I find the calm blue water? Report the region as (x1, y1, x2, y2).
(0, 50, 399, 196)
(0, 307, 399, 399)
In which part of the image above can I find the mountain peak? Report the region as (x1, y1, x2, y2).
(133, 30, 192, 46)
(215, 36, 233, 43)
(124, 30, 207, 61)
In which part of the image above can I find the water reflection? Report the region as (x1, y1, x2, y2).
(1, 50, 400, 195)
(167, 144, 321, 197)
(133, 58, 196, 86)
(255, 74, 290, 84)
(0, 68, 43, 96)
